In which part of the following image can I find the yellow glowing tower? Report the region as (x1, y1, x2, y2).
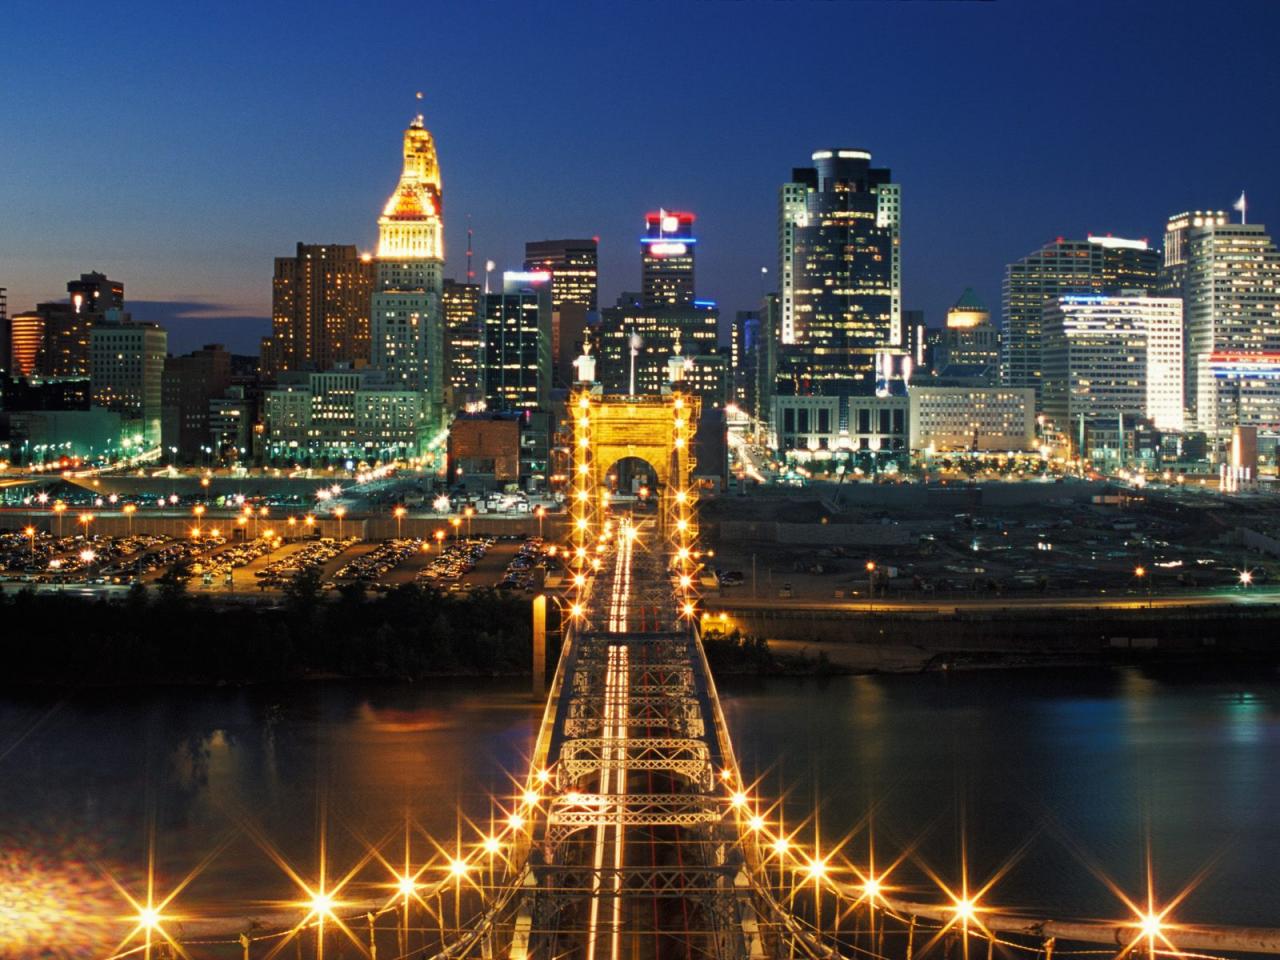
(371, 110, 446, 425)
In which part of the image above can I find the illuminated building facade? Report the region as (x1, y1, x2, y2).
(481, 272, 553, 412)
(67, 272, 124, 321)
(524, 238, 599, 310)
(371, 114, 445, 426)
(777, 149, 901, 405)
(1001, 236, 1158, 400)
(442, 278, 482, 408)
(1184, 220, 1280, 438)
(598, 301, 719, 396)
(1040, 293, 1183, 447)
(8, 309, 44, 377)
(772, 394, 908, 458)
(262, 243, 375, 375)
(933, 288, 999, 383)
(908, 386, 1037, 453)
(89, 321, 167, 444)
(641, 211, 696, 307)
(1159, 210, 1227, 413)
(261, 367, 429, 462)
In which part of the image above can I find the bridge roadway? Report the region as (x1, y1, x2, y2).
(508, 517, 768, 960)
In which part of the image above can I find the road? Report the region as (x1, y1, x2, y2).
(707, 586, 1280, 615)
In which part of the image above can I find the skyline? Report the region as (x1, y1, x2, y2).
(3, 0, 1278, 355)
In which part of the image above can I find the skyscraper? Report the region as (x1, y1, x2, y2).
(162, 344, 233, 460)
(370, 113, 446, 426)
(934, 289, 999, 382)
(1041, 293, 1184, 447)
(90, 321, 167, 444)
(481, 272, 553, 412)
(262, 244, 376, 375)
(524, 238, 599, 310)
(1183, 220, 1280, 439)
(67, 272, 124, 322)
(641, 211, 696, 307)
(1001, 236, 1159, 400)
(1160, 211, 1228, 414)
(777, 149, 901, 403)
(442, 278, 483, 409)
(597, 301, 720, 397)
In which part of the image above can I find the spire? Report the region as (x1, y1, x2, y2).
(377, 109, 445, 260)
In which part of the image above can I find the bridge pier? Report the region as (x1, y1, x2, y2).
(532, 594, 547, 699)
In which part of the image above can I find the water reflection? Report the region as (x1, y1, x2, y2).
(0, 667, 1277, 955)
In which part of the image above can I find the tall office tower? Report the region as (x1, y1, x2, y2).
(67, 272, 125, 322)
(23, 301, 89, 377)
(902, 309, 927, 371)
(8, 310, 43, 377)
(731, 310, 760, 405)
(935, 289, 1000, 381)
(1159, 211, 1228, 414)
(90, 321, 167, 444)
(161, 344, 233, 459)
(524, 238, 599, 310)
(370, 113, 446, 426)
(1184, 220, 1280, 439)
(481, 272, 553, 412)
(442, 278, 483, 409)
(1002, 236, 1159, 400)
(777, 149, 901, 403)
(1041, 293, 1184, 446)
(641, 211, 696, 307)
(262, 244, 375, 375)
(598, 300, 720, 396)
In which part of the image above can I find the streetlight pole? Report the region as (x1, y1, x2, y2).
(394, 506, 406, 540)
(866, 560, 876, 612)
(335, 505, 346, 540)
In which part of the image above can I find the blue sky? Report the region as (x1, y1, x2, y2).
(3, 0, 1277, 353)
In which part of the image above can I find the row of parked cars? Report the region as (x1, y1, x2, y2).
(332, 538, 423, 587)
(418, 537, 492, 590)
(254, 538, 353, 588)
(497, 537, 554, 592)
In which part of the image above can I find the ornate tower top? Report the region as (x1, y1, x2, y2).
(377, 113, 444, 260)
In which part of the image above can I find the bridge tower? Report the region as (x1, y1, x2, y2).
(568, 380, 700, 590)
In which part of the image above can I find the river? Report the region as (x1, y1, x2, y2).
(1, 667, 1277, 955)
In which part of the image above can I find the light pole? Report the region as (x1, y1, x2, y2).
(54, 501, 66, 538)
(536, 505, 545, 540)
(334, 505, 346, 540)
(1135, 564, 1150, 608)
(79, 512, 94, 540)
(464, 505, 474, 541)
(866, 560, 876, 611)
(450, 516, 461, 541)
(24, 526, 36, 565)
(123, 503, 136, 536)
(434, 529, 445, 554)
(394, 505, 406, 540)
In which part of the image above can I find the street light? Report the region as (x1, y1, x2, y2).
(464, 505, 475, 541)
(334, 505, 346, 539)
(23, 525, 36, 564)
(123, 503, 136, 536)
(450, 516, 462, 541)
(535, 505, 546, 539)
(434, 529, 445, 553)
(79, 512, 94, 539)
(1135, 564, 1151, 608)
(394, 505, 407, 539)
(1239, 569, 1254, 588)
(53, 501, 66, 538)
(866, 560, 876, 609)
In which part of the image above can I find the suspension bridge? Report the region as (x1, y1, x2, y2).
(93, 385, 1280, 960)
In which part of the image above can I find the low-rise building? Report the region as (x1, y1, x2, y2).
(908, 386, 1037, 453)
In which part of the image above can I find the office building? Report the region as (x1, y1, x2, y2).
(902, 309, 928, 371)
(162, 344, 233, 460)
(67, 272, 125, 322)
(641, 211, 696, 307)
(8, 309, 43, 377)
(933, 289, 1000, 383)
(261, 367, 429, 462)
(89, 321, 167, 444)
(777, 149, 902, 404)
(1160, 210, 1228, 413)
(1002, 236, 1159, 399)
(261, 243, 375, 375)
(772, 394, 908, 459)
(370, 113, 446, 426)
(1041, 293, 1184, 449)
(731, 310, 761, 407)
(908, 386, 1037, 453)
(524, 238, 599, 310)
(598, 301, 719, 396)
(208, 386, 251, 461)
(481, 272, 553, 412)
(442, 278, 483, 408)
(1184, 220, 1280, 438)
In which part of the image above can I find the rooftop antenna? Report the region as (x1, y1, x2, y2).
(1234, 190, 1248, 225)
(466, 221, 475, 283)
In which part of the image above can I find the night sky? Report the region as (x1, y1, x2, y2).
(3, 0, 1277, 355)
